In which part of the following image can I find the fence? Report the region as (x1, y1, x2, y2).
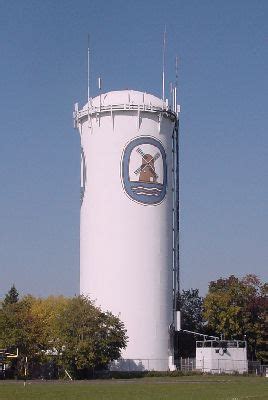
(180, 358, 267, 376)
(110, 358, 169, 372)
(109, 358, 268, 376)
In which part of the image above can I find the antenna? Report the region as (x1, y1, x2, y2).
(87, 34, 90, 127)
(169, 82, 173, 110)
(175, 55, 179, 114)
(98, 77, 102, 126)
(162, 26, 167, 104)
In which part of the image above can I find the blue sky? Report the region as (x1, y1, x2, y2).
(0, 0, 267, 298)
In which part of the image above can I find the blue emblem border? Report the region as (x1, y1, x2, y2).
(122, 136, 167, 205)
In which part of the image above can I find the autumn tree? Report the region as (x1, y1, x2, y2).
(0, 295, 51, 362)
(203, 274, 267, 361)
(0, 293, 127, 378)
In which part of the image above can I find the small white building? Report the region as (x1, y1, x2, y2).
(196, 340, 248, 374)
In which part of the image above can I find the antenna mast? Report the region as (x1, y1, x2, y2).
(98, 77, 102, 126)
(162, 26, 167, 103)
(175, 56, 179, 114)
(87, 34, 90, 127)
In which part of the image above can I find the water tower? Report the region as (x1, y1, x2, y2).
(74, 90, 180, 371)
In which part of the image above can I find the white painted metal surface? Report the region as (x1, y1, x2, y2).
(75, 90, 179, 371)
(175, 311, 181, 331)
(196, 340, 248, 374)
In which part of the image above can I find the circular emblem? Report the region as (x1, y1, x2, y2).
(121, 136, 167, 205)
(81, 147, 86, 206)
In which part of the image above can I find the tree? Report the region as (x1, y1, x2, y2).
(177, 289, 204, 331)
(55, 296, 128, 377)
(0, 295, 44, 360)
(176, 289, 205, 358)
(3, 285, 19, 306)
(0, 293, 128, 378)
(203, 274, 267, 361)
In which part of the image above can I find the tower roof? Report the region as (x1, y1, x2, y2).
(82, 90, 164, 110)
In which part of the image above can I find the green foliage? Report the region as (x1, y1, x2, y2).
(203, 274, 267, 361)
(3, 285, 19, 306)
(0, 294, 127, 378)
(177, 289, 204, 331)
(55, 296, 127, 376)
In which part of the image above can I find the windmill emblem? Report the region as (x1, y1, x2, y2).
(122, 136, 167, 205)
(134, 148, 160, 183)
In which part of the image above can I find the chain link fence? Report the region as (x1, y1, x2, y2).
(109, 357, 268, 376)
(179, 358, 267, 376)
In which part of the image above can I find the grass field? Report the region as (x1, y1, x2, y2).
(0, 376, 267, 400)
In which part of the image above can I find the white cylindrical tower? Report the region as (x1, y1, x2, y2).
(75, 90, 179, 371)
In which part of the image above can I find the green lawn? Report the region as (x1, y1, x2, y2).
(0, 376, 267, 400)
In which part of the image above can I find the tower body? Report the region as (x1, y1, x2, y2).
(75, 90, 179, 371)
